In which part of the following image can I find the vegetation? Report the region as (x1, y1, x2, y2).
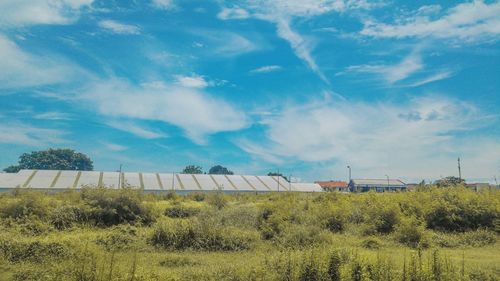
(0, 186, 498, 280)
(3, 148, 93, 173)
(208, 165, 234, 175)
(181, 165, 203, 174)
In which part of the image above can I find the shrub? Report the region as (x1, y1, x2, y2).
(277, 225, 326, 249)
(361, 237, 382, 249)
(187, 192, 206, 202)
(50, 205, 79, 230)
(0, 193, 49, 219)
(95, 225, 139, 251)
(159, 256, 199, 267)
(206, 192, 227, 210)
(18, 218, 52, 236)
(459, 229, 497, 247)
(0, 239, 70, 263)
(81, 188, 156, 226)
(150, 218, 257, 251)
(327, 251, 342, 281)
(165, 205, 200, 218)
(394, 217, 428, 248)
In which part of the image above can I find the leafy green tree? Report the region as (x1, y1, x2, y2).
(208, 165, 233, 175)
(267, 172, 289, 182)
(435, 176, 465, 187)
(3, 148, 93, 172)
(181, 165, 203, 174)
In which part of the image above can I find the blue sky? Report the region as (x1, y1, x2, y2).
(0, 0, 499, 183)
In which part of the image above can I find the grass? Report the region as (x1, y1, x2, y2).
(0, 187, 498, 280)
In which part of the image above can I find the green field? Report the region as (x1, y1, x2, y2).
(0, 187, 498, 280)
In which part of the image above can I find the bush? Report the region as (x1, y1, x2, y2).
(459, 229, 497, 247)
(394, 217, 428, 248)
(150, 218, 258, 251)
(0, 192, 49, 219)
(50, 205, 79, 230)
(95, 225, 139, 251)
(159, 256, 199, 267)
(0, 239, 70, 263)
(81, 188, 156, 226)
(361, 237, 382, 249)
(165, 205, 200, 218)
(187, 192, 206, 202)
(206, 192, 227, 210)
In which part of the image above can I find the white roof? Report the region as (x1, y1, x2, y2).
(0, 170, 323, 193)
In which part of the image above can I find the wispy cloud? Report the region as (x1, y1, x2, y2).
(102, 142, 128, 151)
(217, 7, 250, 20)
(0, 0, 93, 27)
(250, 65, 282, 74)
(343, 51, 423, 84)
(175, 74, 208, 88)
(82, 79, 247, 144)
(106, 121, 167, 139)
(406, 70, 454, 87)
(98, 20, 140, 35)
(151, 0, 175, 10)
(0, 34, 88, 89)
(237, 95, 499, 181)
(361, 1, 500, 42)
(0, 122, 68, 146)
(34, 111, 73, 120)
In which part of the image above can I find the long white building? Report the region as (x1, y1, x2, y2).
(0, 170, 322, 193)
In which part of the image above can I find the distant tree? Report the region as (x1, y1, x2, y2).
(2, 148, 93, 172)
(182, 165, 203, 174)
(208, 165, 233, 175)
(267, 172, 289, 182)
(3, 165, 21, 173)
(435, 176, 465, 187)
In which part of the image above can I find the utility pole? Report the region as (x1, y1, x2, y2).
(118, 164, 122, 189)
(347, 165, 352, 192)
(385, 174, 389, 192)
(458, 157, 462, 180)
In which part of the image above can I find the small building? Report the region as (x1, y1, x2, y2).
(466, 183, 494, 191)
(315, 180, 348, 192)
(348, 179, 407, 192)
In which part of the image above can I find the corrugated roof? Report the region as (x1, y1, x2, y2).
(0, 170, 322, 193)
(315, 181, 348, 188)
(351, 179, 406, 186)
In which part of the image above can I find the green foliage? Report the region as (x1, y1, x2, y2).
(165, 205, 201, 218)
(95, 225, 139, 251)
(181, 165, 203, 174)
(208, 165, 234, 175)
(0, 239, 70, 263)
(361, 237, 383, 249)
(435, 176, 465, 187)
(150, 218, 258, 251)
(3, 148, 93, 172)
(395, 217, 428, 248)
(81, 187, 156, 226)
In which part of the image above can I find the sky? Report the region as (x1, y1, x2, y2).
(0, 0, 499, 184)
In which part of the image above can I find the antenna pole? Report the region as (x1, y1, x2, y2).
(458, 157, 462, 181)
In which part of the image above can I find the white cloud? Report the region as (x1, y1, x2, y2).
(82, 79, 247, 144)
(102, 142, 128, 151)
(106, 121, 167, 139)
(151, 0, 175, 10)
(361, 1, 500, 42)
(407, 70, 453, 87)
(0, 35, 87, 89)
(237, 95, 499, 182)
(217, 1, 373, 82)
(0, 0, 93, 27)
(250, 65, 282, 73)
(98, 20, 140, 35)
(0, 122, 67, 146)
(344, 51, 423, 84)
(175, 74, 208, 88)
(34, 111, 72, 120)
(217, 7, 250, 20)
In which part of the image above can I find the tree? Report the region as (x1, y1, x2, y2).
(3, 148, 93, 172)
(208, 165, 233, 175)
(435, 176, 465, 187)
(267, 172, 289, 182)
(182, 165, 203, 174)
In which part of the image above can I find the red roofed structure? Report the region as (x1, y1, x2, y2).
(315, 180, 348, 192)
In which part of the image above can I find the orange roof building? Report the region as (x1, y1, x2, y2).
(315, 180, 348, 192)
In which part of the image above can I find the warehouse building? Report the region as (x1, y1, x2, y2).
(0, 170, 322, 193)
(348, 179, 407, 192)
